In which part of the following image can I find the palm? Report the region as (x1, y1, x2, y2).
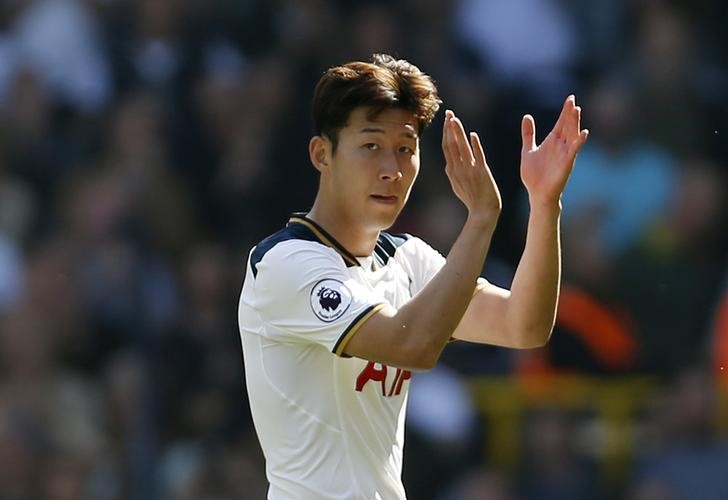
(520, 96, 588, 204)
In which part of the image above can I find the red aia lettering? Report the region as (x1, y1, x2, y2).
(389, 368, 412, 396)
(356, 362, 388, 395)
(356, 361, 411, 396)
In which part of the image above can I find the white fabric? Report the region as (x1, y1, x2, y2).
(239, 230, 448, 499)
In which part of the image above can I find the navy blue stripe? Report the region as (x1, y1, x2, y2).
(332, 304, 377, 355)
(373, 245, 389, 268)
(292, 215, 360, 266)
(249, 224, 319, 277)
(375, 232, 411, 265)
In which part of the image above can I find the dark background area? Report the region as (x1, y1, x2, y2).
(0, 0, 726, 499)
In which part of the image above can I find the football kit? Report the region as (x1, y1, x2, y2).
(238, 214, 484, 499)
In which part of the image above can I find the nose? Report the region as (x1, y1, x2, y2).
(379, 153, 403, 181)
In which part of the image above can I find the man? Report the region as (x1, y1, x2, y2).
(238, 54, 588, 499)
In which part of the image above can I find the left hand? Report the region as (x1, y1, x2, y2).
(520, 95, 589, 206)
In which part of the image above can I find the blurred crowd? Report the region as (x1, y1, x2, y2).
(0, 0, 726, 499)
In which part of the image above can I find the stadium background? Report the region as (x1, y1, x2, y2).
(0, 0, 726, 498)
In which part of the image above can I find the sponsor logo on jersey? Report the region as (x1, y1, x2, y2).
(356, 361, 411, 396)
(310, 279, 352, 322)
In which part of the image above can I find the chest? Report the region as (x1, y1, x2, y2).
(348, 258, 412, 308)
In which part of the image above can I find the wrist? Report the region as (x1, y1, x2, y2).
(465, 209, 499, 231)
(528, 195, 563, 214)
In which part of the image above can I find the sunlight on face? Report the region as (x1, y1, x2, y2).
(324, 107, 421, 230)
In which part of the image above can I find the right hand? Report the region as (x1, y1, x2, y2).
(442, 110, 502, 221)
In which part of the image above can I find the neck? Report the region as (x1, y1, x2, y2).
(307, 197, 380, 257)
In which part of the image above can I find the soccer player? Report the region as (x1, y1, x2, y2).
(238, 53, 588, 499)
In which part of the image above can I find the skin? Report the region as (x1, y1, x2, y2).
(308, 97, 588, 371)
(308, 107, 421, 256)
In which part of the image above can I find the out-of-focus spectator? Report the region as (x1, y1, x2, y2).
(155, 242, 247, 446)
(561, 79, 676, 265)
(0, 303, 107, 499)
(0, 399, 44, 499)
(106, 0, 190, 90)
(631, 3, 722, 158)
(1, 68, 74, 205)
(101, 88, 199, 256)
(0, 169, 36, 245)
(631, 365, 728, 500)
(101, 349, 158, 500)
(41, 453, 92, 500)
(0, 235, 23, 311)
(56, 167, 177, 353)
(519, 284, 638, 376)
(440, 467, 517, 500)
(711, 274, 728, 385)
(275, 0, 343, 62)
(615, 160, 726, 373)
(453, 0, 580, 105)
(626, 477, 676, 500)
(515, 409, 602, 500)
(10, 0, 112, 112)
(193, 56, 295, 248)
(539, 78, 679, 375)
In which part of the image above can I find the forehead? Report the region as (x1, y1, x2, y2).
(344, 107, 418, 137)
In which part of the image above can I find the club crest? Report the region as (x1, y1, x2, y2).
(310, 279, 352, 322)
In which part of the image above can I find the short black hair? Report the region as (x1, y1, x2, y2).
(312, 54, 441, 151)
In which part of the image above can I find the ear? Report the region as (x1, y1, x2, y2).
(309, 135, 331, 173)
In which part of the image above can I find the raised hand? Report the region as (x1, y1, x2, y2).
(442, 109, 502, 220)
(520, 95, 589, 206)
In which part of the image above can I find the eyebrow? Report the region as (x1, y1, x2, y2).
(359, 127, 418, 139)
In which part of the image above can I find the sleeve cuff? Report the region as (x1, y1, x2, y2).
(333, 303, 388, 356)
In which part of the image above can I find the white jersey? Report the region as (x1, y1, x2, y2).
(238, 214, 454, 499)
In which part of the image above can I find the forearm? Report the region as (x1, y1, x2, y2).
(394, 213, 497, 361)
(507, 199, 562, 346)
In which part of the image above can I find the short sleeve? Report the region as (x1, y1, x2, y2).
(248, 241, 389, 356)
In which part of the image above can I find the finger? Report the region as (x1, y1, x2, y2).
(470, 132, 497, 186)
(521, 114, 536, 152)
(451, 115, 475, 165)
(470, 131, 487, 168)
(567, 128, 590, 161)
(578, 128, 589, 148)
(442, 110, 457, 166)
(554, 95, 575, 137)
(564, 104, 581, 140)
(447, 115, 464, 163)
(441, 110, 449, 154)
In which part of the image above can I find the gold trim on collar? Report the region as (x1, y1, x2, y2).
(288, 216, 360, 267)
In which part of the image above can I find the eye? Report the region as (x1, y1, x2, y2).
(363, 143, 379, 151)
(399, 145, 415, 154)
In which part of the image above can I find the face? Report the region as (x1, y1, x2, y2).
(314, 107, 421, 231)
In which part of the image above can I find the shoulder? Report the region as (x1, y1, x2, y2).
(249, 224, 340, 279)
(250, 224, 316, 276)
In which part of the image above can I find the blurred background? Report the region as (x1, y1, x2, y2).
(0, 0, 726, 498)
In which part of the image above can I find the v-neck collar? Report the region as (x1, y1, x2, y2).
(287, 214, 361, 267)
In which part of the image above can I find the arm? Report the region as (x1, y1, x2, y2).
(454, 95, 589, 348)
(343, 110, 502, 370)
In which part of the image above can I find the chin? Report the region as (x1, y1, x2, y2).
(371, 209, 401, 231)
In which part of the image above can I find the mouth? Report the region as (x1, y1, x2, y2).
(370, 194, 399, 205)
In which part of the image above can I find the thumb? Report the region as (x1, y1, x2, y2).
(521, 114, 536, 153)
